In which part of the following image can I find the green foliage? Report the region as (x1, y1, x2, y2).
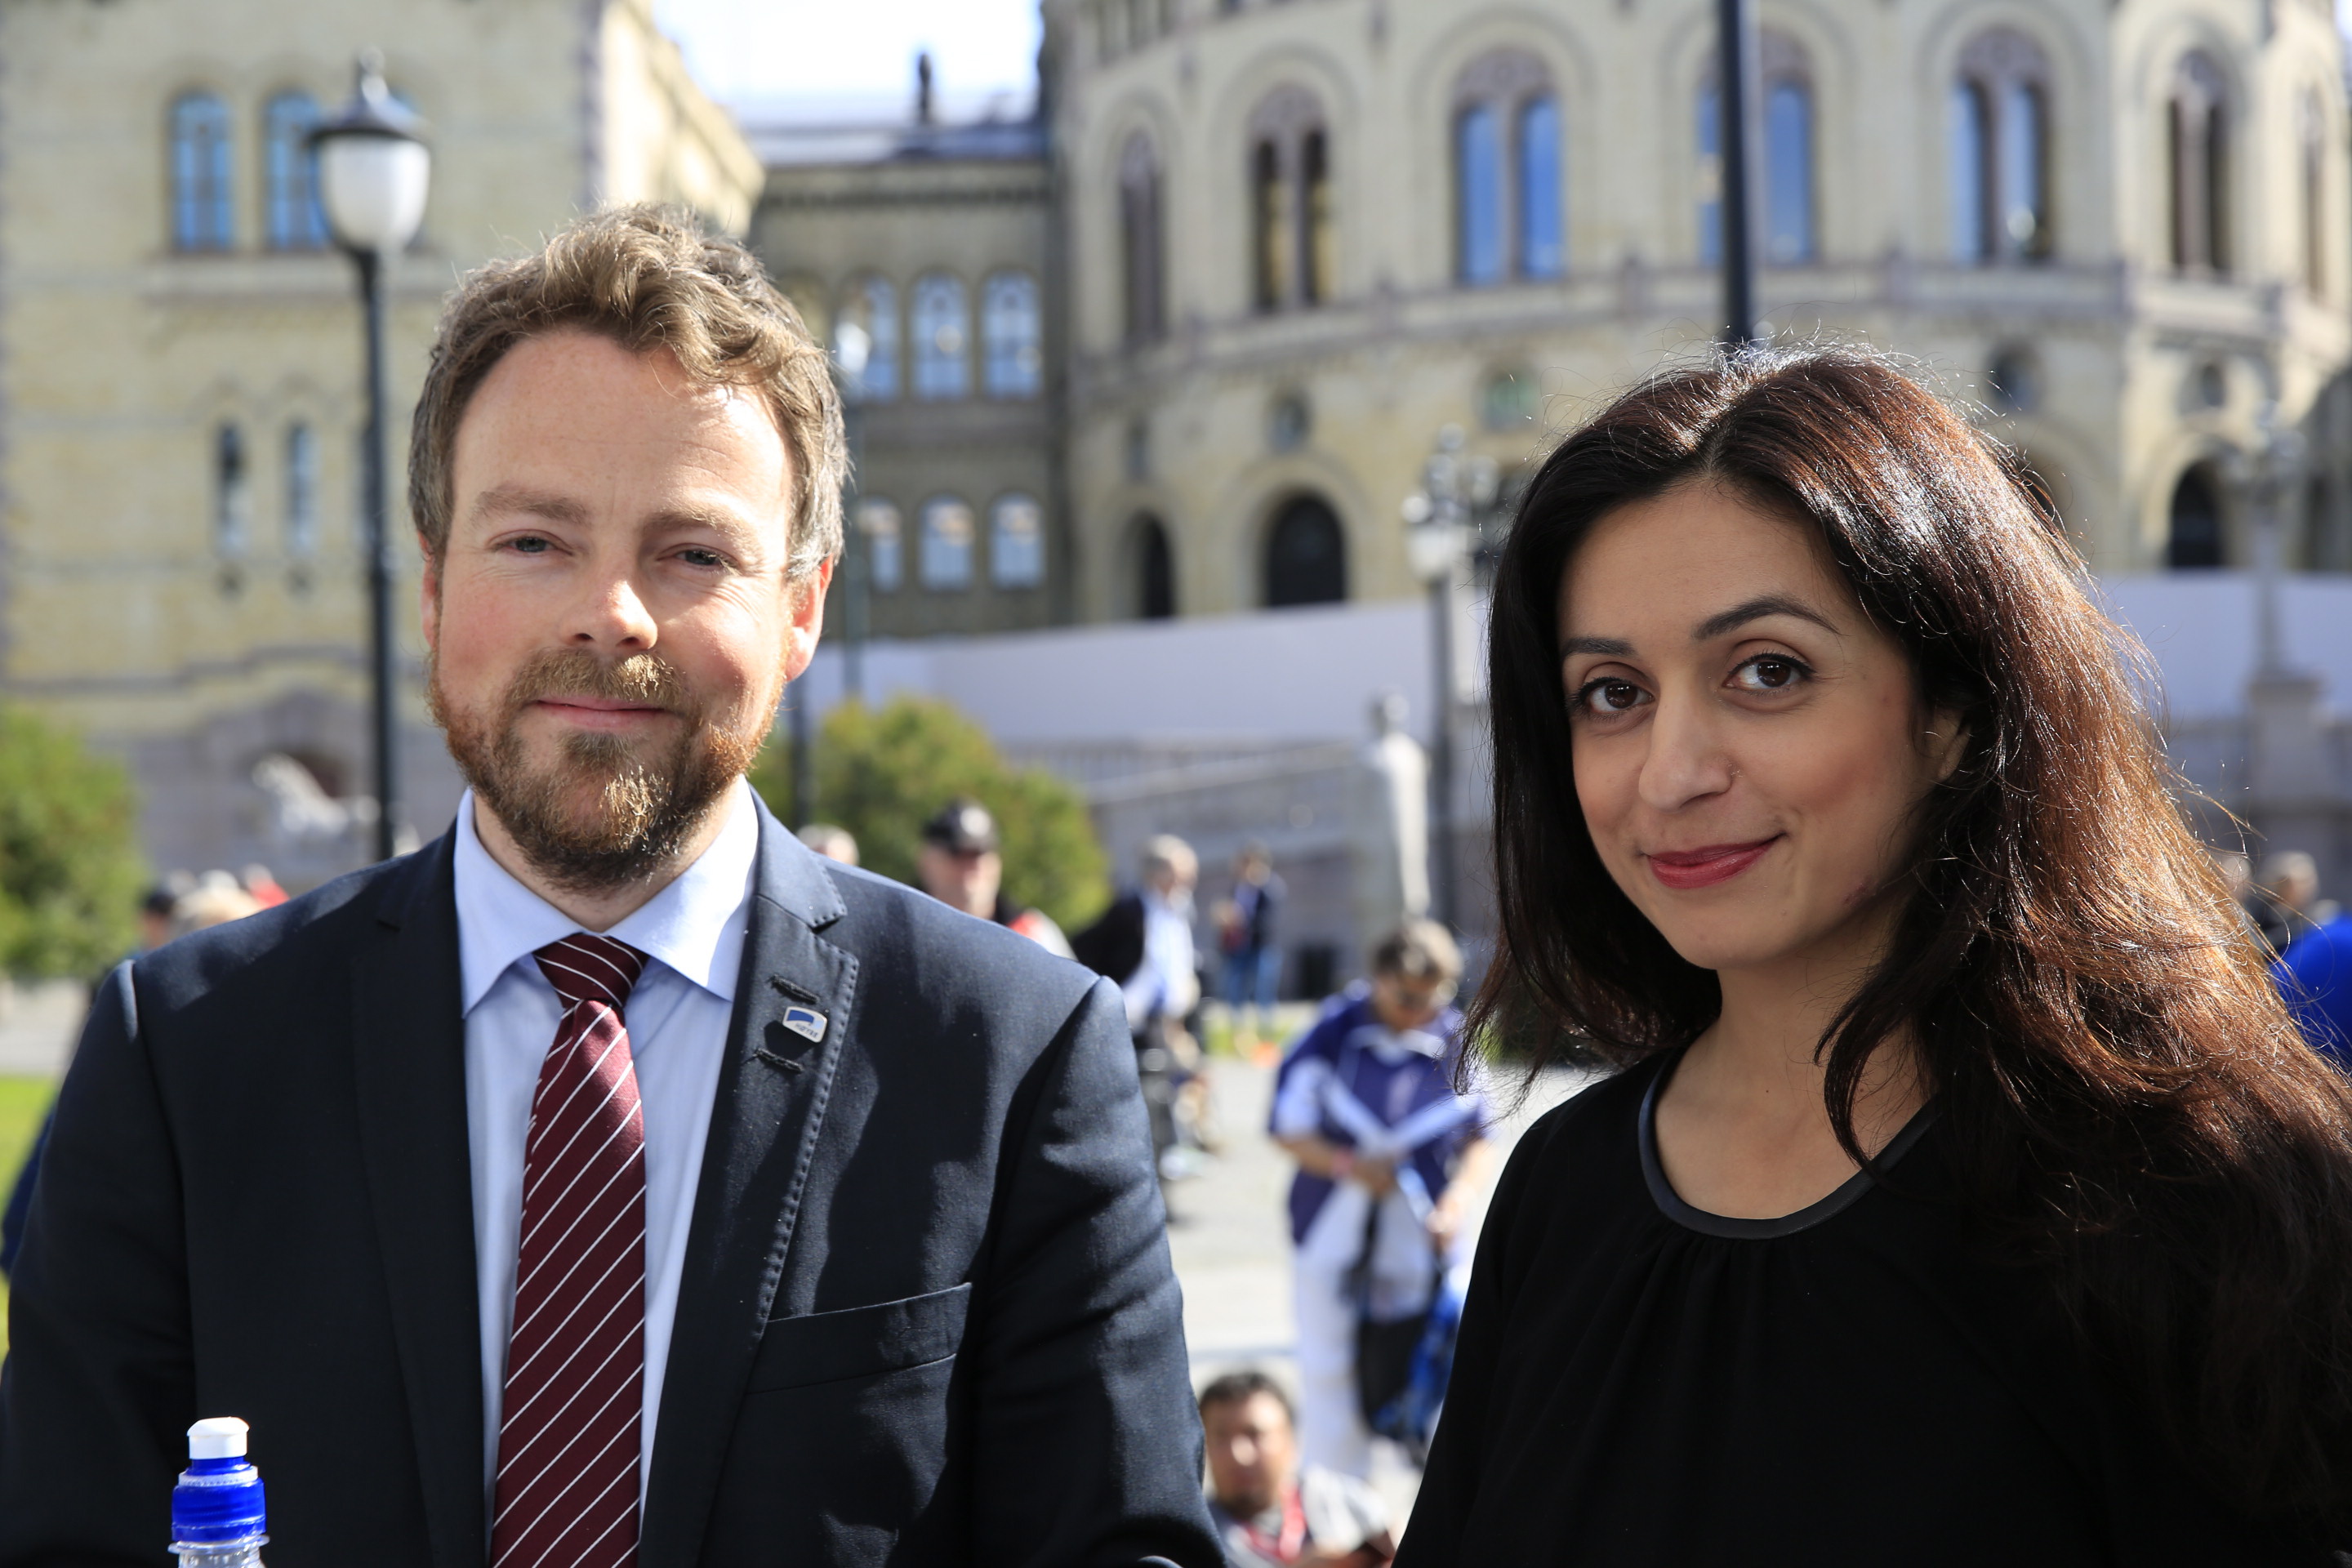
(752, 697, 1110, 933)
(0, 706, 145, 979)
(0, 1074, 54, 1355)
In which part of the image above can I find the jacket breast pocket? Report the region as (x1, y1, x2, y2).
(746, 1281, 972, 1394)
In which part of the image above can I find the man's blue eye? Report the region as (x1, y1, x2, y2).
(512, 537, 549, 554)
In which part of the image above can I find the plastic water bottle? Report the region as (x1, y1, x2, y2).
(171, 1416, 267, 1566)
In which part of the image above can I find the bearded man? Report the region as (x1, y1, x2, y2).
(0, 208, 1218, 1568)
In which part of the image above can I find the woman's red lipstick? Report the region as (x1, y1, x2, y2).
(1646, 838, 1777, 890)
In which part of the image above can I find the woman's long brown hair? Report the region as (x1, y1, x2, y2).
(1471, 347, 2352, 1526)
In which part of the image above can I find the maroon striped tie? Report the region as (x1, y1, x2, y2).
(491, 933, 650, 1568)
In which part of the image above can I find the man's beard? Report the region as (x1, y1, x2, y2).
(430, 646, 769, 894)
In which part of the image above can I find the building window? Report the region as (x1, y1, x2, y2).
(990, 493, 1045, 587)
(2167, 463, 2225, 569)
(920, 495, 976, 588)
(214, 423, 250, 558)
(1268, 390, 1311, 452)
(981, 271, 1042, 399)
(839, 276, 900, 403)
(263, 91, 328, 252)
(1453, 51, 1561, 287)
(1763, 80, 1814, 263)
(1132, 514, 1176, 619)
(2303, 93, 2328, 296)
(1119, 131, 1167, 345)
(1985, 347, 2039, 413)
(285, 421, 318, 558)
(172, 92, 235, 252)
(1249, 86, 1332, 312)
(1699, 33, 1814, 265)
(2168, 52, 2230, 274)
(911, 273, 969, 401)
(1950, 31, 2051, 263)
(1264, 494, 1346, 608)
(1482, 368, 1540, 430)
(861, 498, 904, 591)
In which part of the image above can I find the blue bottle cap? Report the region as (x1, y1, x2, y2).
(172, 1418, 266, 1545)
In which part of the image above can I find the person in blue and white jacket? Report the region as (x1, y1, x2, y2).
(1270, 919, 1494, 1480)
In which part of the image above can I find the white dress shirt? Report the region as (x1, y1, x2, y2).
(452, 779, 758, 1498)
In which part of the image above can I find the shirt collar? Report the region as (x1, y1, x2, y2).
(452, 778, 760, 1015)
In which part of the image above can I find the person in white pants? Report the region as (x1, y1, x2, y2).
(1271, 920, 1494, 1480)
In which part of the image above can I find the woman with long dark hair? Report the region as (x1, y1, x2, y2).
(1395, 350, 2352, 1563)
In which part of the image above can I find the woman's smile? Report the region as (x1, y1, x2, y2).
(1644, 837, 1780, 890)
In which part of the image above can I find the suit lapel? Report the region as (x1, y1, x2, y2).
(640, 804, 854, 1568)
(350, 836, 488, 1568)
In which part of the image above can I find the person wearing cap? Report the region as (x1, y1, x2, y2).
(917, 796, 1075, 959)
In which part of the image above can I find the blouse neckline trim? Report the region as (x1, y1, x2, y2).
(1637, 1049, 1940, 1241)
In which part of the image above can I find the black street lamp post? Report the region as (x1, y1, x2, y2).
(310, 51, 429, 864)
(1717, 0, 1763, 349)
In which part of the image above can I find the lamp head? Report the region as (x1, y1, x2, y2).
(310, 50, 430, 256)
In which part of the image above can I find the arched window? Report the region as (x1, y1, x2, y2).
(1763, 78, 1815, 263)
(1119, 131, 1166, 345)
(2303, 92, 2328, 296)
(284, 421, 318, 558)
(1698, 34, 1814, 265)
(1951, 31, 2051, 262)
(1132, 514, 1175, 619)
(172, 92, 234, 252)
(1249, 87, 1332, 311)
(1456, 103, 1503, 285)
(1519, 96, 1563, 277)
(982, 271, 1041, 399)
(990, 493, 1045, 587)
(1264, 495, 1347, 608)
(2169, 53, 2230, 274)
(214, 423, 250, 558)
(920, 495, 976, 587)
(860, 498, 904, 591)
(911, 274, 969, 401)
(263, 91, 327, 251)
(2167, 462, 2225, 569)
(839, 276, 900, 402)
(1453, 50, 1561, 286)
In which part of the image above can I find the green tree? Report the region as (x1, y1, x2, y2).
(753, 697, 1110, 933)
(0, 704, 145, 979)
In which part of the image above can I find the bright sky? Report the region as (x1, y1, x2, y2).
(653, 0, 1042, 112)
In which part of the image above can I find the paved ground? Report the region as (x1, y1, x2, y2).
(1165, 1054, 1592, 1527)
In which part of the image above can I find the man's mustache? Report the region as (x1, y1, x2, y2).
(502, 648, 691, 716)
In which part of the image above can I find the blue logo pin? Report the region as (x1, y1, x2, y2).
(781, 1004, 827, 1043)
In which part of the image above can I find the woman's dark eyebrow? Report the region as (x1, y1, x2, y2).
(1557, 634, 1634, 661)
(1692, 594, 1842, 642)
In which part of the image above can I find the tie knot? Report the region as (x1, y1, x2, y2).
(535, 933, 648, 1013)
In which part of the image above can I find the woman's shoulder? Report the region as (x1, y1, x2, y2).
(1484, 1056, 1663, 1209)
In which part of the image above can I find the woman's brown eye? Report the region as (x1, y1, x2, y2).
(1600, 682, 1639, 710)
(1740, 657, 1800, 691)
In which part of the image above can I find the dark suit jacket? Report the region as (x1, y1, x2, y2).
(0, 802, 1219, 1568)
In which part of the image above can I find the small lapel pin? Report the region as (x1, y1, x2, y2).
(780, 1004, 827, 1043)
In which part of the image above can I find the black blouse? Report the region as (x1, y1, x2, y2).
(1392, 1052, 2330, 1567)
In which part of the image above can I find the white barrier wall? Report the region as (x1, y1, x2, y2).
(794, 573, 2352, 746)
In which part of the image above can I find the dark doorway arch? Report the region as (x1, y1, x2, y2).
(1132, 514, 1175, 619)
(2167, 463, 2225, 568)
(1264, 495, 1347, 607)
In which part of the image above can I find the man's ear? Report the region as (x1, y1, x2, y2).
(419, 535, 442, 653)
(781, 558, 834, 683)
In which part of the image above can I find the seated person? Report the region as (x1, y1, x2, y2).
(1201, 1370, 1394, 1567)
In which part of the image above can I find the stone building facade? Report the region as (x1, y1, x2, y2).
(747, 105, 1067, 638)
(1046, 0, 2351, 619)
(0, 0, 760, 885)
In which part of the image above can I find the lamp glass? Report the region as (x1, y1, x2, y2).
(318, 134, 430, 254)
(1405, 519, 1458, 585)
